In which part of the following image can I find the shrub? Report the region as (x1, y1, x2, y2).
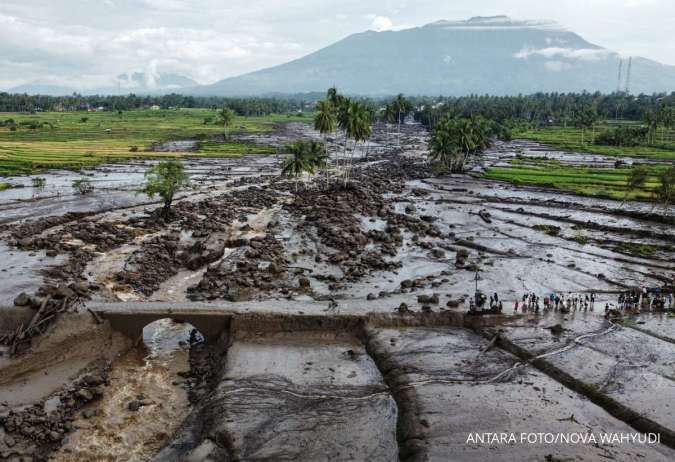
(72, 178, 94, 194)
(595, 126, 648, 147)
(574, 230, 589, 245)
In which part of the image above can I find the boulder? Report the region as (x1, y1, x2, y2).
(13, 292, 30, 307)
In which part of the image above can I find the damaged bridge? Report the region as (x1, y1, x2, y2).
(87, 300, 502, 344)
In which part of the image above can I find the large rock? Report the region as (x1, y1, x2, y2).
(185, 234, 227, 270)
(13, 292, 30, 307)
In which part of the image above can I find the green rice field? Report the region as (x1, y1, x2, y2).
(515, 122, 675, 161)
(0, 109, 309, 175)
(484, 161, 668, 201)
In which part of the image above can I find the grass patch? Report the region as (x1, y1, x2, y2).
(615, 242, 657, 257)
(484, 162, 666, 202)
(0, 109, 310, 175)
(514, 123, 675, 161)
(0, 181, 10, 191)
(532, 224, 561, 236)
(574, 230, 589, 245)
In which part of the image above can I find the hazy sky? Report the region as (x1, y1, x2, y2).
(1, 0, 673, 89)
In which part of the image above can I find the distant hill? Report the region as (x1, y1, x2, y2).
(193, 16, 675, 96)
(9, 72, 198, 96)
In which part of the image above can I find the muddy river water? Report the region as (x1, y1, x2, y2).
(0, 122, 673, 461)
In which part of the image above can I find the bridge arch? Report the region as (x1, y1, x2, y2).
(102, 311, 230, 345)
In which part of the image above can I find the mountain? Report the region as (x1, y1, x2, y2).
(9, 72, 198, 96)
(195, 16, 675, 96)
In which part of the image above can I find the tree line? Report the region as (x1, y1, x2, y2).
(0, 93, 315, 115)
(413, 92, 674, 128)
(2, 91, 672, 124)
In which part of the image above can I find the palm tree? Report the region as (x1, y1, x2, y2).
(380, 104, 397, 150)
(392, 94, 411, 147)
(339, 100, 372, 185)
(336, 97, 354, 173)
(644, 109, 658, 145)
(429, 121, 459, 173)
(311, 147, 330, 189)
(428, 115, 491, 173)
(314, 99, 336, 185)
(658, 104, 673, 145)
(282, 141, 316, 192)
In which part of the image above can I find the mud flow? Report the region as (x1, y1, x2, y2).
(0, 121, 673, 461)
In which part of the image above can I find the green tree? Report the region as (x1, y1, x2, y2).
(282, 140, 321, 192)
(620, 164, 649, 206)
(658, 105, 673, 145)
(380, 104, 397, 150)
(314, 99, 336, 184)
(72, 178, 93, 194)
(217, 107, 236, 139)
(428, 115, 492, 173)
(339, 100, 372, 185)
(654, 166, 674, 212)
(428, 120, 459, 174)
(392, 94, 411, 147)
(575, 106, 598, 145)
(643, 109, 658, 144)
(142, 160, 189, 216)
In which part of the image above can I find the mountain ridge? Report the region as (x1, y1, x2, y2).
(191, 16, 675, 96)
(7, 73, 198, 96)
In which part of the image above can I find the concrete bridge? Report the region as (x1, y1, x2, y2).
(88, 300, 507, 345)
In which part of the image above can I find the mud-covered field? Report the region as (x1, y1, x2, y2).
(0, 121, 673, 461)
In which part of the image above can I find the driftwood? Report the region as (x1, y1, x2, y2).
(5, 295, 79, 356)
(481, 333, 500, 353)
(87, 308, 103, 325)
(25, 296, 52, 334)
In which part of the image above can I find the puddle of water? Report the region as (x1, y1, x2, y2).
(0, 242, 64, 306)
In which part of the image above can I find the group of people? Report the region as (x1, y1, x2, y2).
(469, 292, 503, 313)
(616, 288, 673, 312)
(515, 292, 596, 313)
(468, 287, 674, 316)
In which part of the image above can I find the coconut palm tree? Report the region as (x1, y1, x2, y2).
(314, 99, 336, 184)
(392, 94, 411, 147)
(282, 141, 316, 192)
(429, 121, 459, 173)
(339, 100, 372, 185)
(644, 109, 658, 145)
(380, 104, 397, 150)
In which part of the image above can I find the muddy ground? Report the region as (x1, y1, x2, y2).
(0, 121, 673, 461)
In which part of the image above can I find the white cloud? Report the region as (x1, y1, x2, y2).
(371, 16, 393, 32)
(624, 0, 655, 7)
(544, 60, 571, 71)
(514, 46, 614, 61)
(141, 0, 188, 10)
(1, 0, 674, 90)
